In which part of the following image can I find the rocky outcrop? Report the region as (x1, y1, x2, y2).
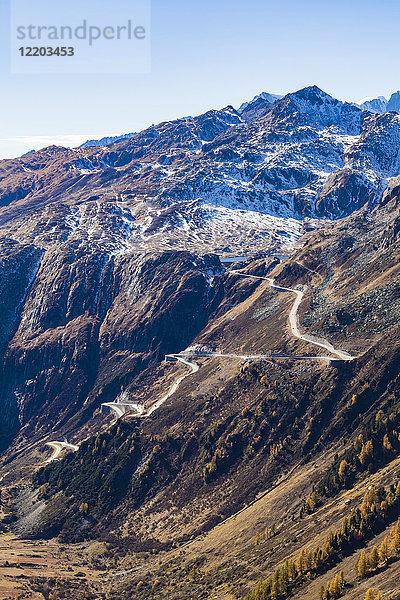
(345, 111, 400, 177)
(316, 169, 374, 218)
(380, 216, 400, 249)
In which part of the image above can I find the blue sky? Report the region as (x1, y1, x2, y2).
(0, 0, 399, 158)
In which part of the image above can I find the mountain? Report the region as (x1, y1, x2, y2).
(387, 91, 400, 113)
(1, 85, 400, 448)
(239, 91, 283, 112)
(239, 95, 276, 122)
(358, 95, 388, 113)
(358, 91, 400, 114)
(1, 85, 400, 261)
(1, 85, 400, 600)
(80, 132, 137, 148)
(6, 177, 400, 600)
(0, 246, 223, 450)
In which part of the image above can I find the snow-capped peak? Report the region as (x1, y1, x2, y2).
(357, 96, 388, 114)
(80, 132, 137, 148)
(288, 85, 340, 105)
(387, 91, 400, 113)
(239, 91, 283, 112)
(276, 86, 362, 134)
(358, 95, 387, 105)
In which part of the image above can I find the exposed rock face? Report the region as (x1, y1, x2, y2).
(387, 90, 400, 113)
(345, 112, 400, 177)
(358, 96, 388, 114)
(357, 91, 400, 114)
(316, 169, 374, 217)
(380, 177, 400, 212)
(239, 97, 274, 122)
(380, 215, 400, 248)
(80, 133, 136, 149)
(0, 239, 43, 353)
(0, 240, 223, 445)
(0, 239, 43, 448)
(238, 91, 283, 112)
(380, 182, 400, 247)
(274, 85, 362, 134)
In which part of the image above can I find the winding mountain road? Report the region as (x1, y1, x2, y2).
(44, 265, 354, 460)
(147, 356, 199, 416)
(231, 271, 354, 361)
(101, 355, 199, 420)
(100, 266, 354, 421)
(168, 350, 337, 363)
(45, 441, 79, 463)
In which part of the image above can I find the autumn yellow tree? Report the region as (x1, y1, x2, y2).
(338, 459, 348, 478)
(319, 572, 346, 600)
(364, 590, 391, 600)
(393, 520, 400, 552)
(368, 546, 379, 572)
(360, 440, 374, 466)
(382, 434, 392, 452)
(379, 536, 390, 565)
(355, 550, 368, 579)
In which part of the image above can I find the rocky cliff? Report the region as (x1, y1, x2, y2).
(0, 241, 222, 447)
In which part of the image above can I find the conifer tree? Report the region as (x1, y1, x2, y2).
(393, 520, 400, 552)
(338, 460, 348, 478)
(368, 546, 379, 572)
(379, 537, 390, 565)
(355, 550, 368, 579)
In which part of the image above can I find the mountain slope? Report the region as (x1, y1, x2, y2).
(358, 96, 388, 114)
(0, 247, 222, 449)
(1, 86, 400, 600)
(12, 184, 400, 600)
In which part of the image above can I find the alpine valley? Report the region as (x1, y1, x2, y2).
(1, 86, 400, 600)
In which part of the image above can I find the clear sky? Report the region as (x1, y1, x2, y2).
(0, 0, 399, 159)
